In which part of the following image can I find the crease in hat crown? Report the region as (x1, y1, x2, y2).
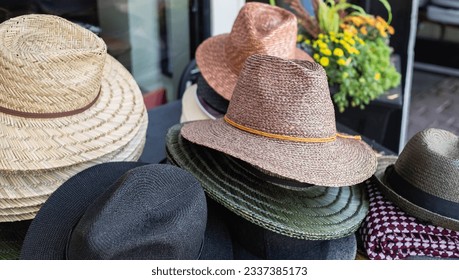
(390, 128, 459, 202)
(0, 14, 107, 116)
(225, 54, 339, 139)
(224, 2, 298, 74)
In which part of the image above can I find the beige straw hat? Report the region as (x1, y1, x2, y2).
(196, 2, 313, 100)
(180, 84, 211, 123)
(375, 128, 459, 231)
(0, 14, 147, 221)
(181, 54, 377, 187)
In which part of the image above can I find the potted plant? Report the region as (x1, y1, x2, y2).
(275, 0, 401, 112)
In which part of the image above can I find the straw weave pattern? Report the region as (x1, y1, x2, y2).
(0, 15, 106, 114)
(394, 128, 459, 202)
(227, 55, 335, 138)
(167, 124, 369, 240)
(224, 3, 297, 74)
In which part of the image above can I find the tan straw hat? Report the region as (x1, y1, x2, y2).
(375, 128, 459, 231)
(180, 84, 211, 123)
(0, 14, 147, 220)
(181, 54, 377, 187)
(196, 2, 313, 100)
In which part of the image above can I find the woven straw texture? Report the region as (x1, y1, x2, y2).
(196, 2, 312, 100)
(182, 54, 377, 187)
(0, 112, 147, 222)
(0, 15, 146, 171)
(166, 124, 369, 240)
(375, 129, 459, 231)
(180, 84, 211, 123)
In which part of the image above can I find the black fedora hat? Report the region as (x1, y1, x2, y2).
(20, 162, 232, 259)
(196, 75, 229, 115)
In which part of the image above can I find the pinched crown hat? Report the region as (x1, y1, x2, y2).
(0, 15, 147, 220)
(182, 54, 377, 187)
(375, 128, 459, 231)
(196, 2, 313, 100)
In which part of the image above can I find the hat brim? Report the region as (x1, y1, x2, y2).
(20, 161, 232, 259)
(196, 35, 312, 100)
(181, 84, 211, 122)
(375, 156, 459, 231)
(166, 124, 369, 240)
(196, 76, 229, 114)
(0, 113, 147, 221)
(181, 119, 377, 187)
(0, 55, 146, 172)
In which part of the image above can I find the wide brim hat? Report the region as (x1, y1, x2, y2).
(195, 75, 229, 114)
(0, 113, 147, 222)
(183, 54, 377, 187)
(20, 162, 233, 260)
(0, 15, 147, 218)
(196, 2, 312, 100)
(166, 124, 369, 240)
(180, 84, 212, 123)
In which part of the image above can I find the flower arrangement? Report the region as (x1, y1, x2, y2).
(279, 0, 401, 112)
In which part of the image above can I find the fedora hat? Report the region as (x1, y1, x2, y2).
(360, 172, 459, 260)
(374, 128, 459, 231)
(196, 2, 313, 100)
(181, 54, 377, 187)
(180, 84, 212, 123)
(166, 124, 369, 240)
(195, 75, 229, 116)
(0, 15, 147, 220)
(20, 162, 233, 260)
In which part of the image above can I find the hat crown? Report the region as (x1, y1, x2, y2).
(67, 164, 207, 260)
(226, 54, 336, 138)
(226, 3, 298, 73)
(394, 128, 459, 202)
(0, 15, 106, 115)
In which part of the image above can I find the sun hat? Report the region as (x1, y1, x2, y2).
(374, 128, 459, 231)
(195, 75, 229, 115)
(196, 2, 313, 100)
(182, 54, 377, 187)
(0, 112, 147, 221)
(166, 124, 369, 240)
(20, 162, 233, 260)
(217, 199, 358, 260)
(180, 84, 212, 123)
(360, 173, 459, 260)
(0, 15, 147, 219)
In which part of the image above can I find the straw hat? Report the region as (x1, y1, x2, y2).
(166, 124, 369, 240)
(182, 54, 377, 187)
(180, 84, 211, 123)
(21, 163, 233, 260)
(0, 15, 147, 220)
(374, 128, 459, 231)
(196, 2, 313, 100)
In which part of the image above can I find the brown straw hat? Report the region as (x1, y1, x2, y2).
(196, 2, 313, 100)
(0, 15, 147, 221)
(375, 128, 459, 231)
(181, 54, 377, 187)
(166, 124, 369, 240)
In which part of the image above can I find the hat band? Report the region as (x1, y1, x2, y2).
(224, 115, 361, 143)
(0, 90, 100, 119)
(385, 165, 459, 220)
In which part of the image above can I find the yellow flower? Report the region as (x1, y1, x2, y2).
(305, 39, 311, 44)
(388, 25, 395, 35)
(297, 34, 304, 42)
(360, 26, 368, 35)
(321, 48, 332, 56)
(313, 53, 320, 61)
(333, 48, 344, 57)
(319, 57, 329, 67)
(374, 72, 381, 81)
(337, 58, 347, 66)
